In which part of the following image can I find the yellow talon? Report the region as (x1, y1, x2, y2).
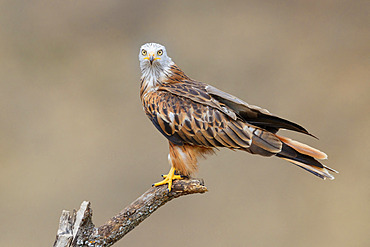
(154, 167, 184, 192)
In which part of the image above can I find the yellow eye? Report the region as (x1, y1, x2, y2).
(157, 49, 163, 56)
(141, 49, 147, 56)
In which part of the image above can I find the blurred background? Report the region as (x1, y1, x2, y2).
(0, 0, 369, 246)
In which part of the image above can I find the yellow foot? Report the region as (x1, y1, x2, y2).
(153, 167, 184, 192)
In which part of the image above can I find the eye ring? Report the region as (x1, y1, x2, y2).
(141, 49, 147, 56)
(157, 49, 163, 56)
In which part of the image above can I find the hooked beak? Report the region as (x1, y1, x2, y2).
(144, 53, 160, 65)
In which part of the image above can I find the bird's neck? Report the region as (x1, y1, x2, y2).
(140, 62, 191, 99)
(140, 61, 172, 99)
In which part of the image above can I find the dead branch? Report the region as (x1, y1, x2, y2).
(53, 178, 207, 247)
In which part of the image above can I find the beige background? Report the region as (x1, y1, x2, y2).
(1, 1, 369, 246)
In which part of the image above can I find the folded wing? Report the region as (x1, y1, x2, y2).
(205, 85, 316, 137)
(150, 81, 336, 180)
(148, 88, 252, 150)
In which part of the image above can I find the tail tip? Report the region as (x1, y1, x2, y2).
(320, 166, 338, 180)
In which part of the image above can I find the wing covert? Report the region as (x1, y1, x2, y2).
(158, 83, 237, 121)
(146, 90, 252, 149)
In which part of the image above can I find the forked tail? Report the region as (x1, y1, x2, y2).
(276, 135, 338, 180)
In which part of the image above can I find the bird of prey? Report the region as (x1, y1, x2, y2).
(139, 42, 337, 191)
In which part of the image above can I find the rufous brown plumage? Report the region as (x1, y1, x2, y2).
(138, 43, 337, 191)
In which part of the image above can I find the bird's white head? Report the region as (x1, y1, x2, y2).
(139, 43, 172, 75)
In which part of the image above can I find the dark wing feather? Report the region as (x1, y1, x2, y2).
(150, 115, 184, 145)
(146, 89, 252, 150)
(205, 85, 316, 137)
(158, 83, 237, 121)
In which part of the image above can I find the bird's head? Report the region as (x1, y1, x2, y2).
(139, 43, 172, 73)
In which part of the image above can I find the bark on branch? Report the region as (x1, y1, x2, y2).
(53, 178, 207, 247)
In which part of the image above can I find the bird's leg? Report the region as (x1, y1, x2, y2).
(153, 166, 184, 192)
(162, 170, 188, 179)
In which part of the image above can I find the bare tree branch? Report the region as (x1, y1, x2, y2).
(53, 178, 207, 247)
